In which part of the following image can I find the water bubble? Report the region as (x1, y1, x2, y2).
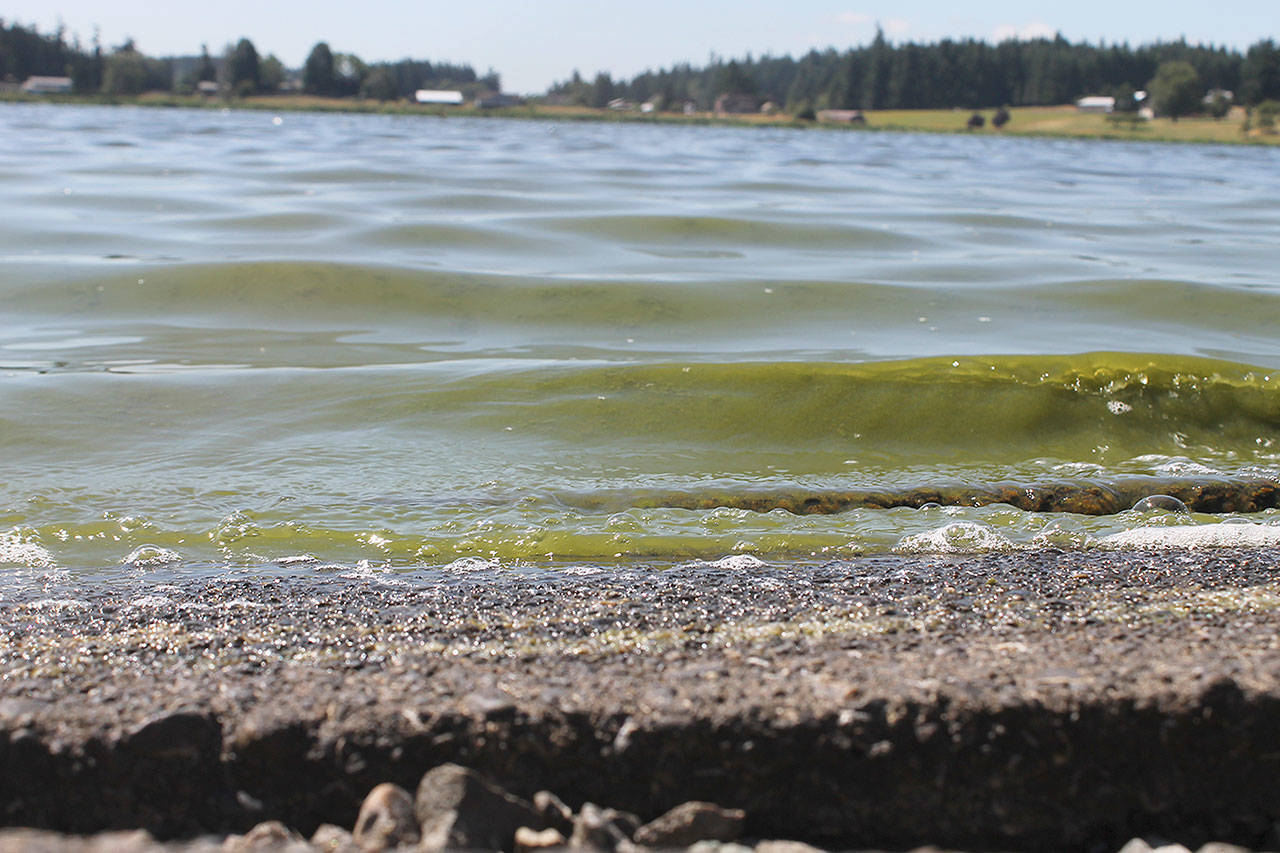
(1131, 495, 1190, 515)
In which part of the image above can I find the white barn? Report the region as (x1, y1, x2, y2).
(1075, 96, 1116, 114)
(415, 89, 464, 105)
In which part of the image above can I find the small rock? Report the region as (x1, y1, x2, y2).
(223, 821, 307, 851)
(634, 802, 745, 848)
(1196, 845, 1250, 853)
(754, 842, 828, 853)
(534, 790, 575, 836)
(415, 764, 541, 853)
(569, 802, 641, 851)
(1151, 847, 1192, 853)
(352, 783, 419, 851)
(1117, 841, 1155, 853)
(310, 824, 357, 853)
(126, 710, 221, 762)
(515, 826, 568, 852)
(686, 843, 752, 853)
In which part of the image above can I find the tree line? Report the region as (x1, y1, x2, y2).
(549, 32, 1280, 113)
(0, 19, 498, 99)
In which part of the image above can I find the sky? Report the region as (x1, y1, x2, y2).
(4, 0, 1277, 94)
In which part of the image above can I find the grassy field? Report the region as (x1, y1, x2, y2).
(4, 91, 1276, 146)
(871, 104, 1275, 144)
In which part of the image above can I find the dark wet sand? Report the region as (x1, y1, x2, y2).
(3, 548, 1280, 850)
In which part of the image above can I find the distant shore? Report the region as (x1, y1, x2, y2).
(4, 91, 1278, 146)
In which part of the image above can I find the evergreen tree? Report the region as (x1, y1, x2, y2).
(303, 41, 336, 95)
(197, 43, 216, 82)
(1241, 39, 1280, 105)
(227, 38, 259, 95)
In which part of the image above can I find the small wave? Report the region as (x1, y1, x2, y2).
(537, 213, 924, 251)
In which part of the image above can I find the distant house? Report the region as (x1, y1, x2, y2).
(714, 93, 759, 116)
(474, 93, 525, 109)
(1203, 88, 1234, 105)
(682, 101, 697, 116)
(607, 97, 636, 111)
(817, 109, 866, 124)
(22, 76, 72, 95)
(1076, 95, 1115, 114)
(196, 80, 220, 97)
(415, 89, 465, 105)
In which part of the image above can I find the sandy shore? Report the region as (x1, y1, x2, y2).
(3, 548, 1280, 850)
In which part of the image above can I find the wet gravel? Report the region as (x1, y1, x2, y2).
(3, 548, 1280, 850)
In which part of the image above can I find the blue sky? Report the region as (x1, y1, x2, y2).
(4, 0, 1276, 94)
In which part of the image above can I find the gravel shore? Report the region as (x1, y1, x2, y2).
(3, 548, 1280, 850)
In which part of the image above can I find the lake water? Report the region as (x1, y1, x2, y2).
(2, 103, 1279, 589)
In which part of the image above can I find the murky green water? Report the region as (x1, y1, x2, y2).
(3, 104, 1279, 586)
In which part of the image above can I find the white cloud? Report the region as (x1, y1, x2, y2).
(992, 21, 1056, 42)
(834, 12, 872, 26)
(884, 18, 911, 38)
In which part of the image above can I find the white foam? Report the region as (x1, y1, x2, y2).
(0, 530, 56, 568)
(121, 545, 182, 567)
(22, 598, 89, 612)
(441, 557, 502, 573)
(128, 594, 174, 609)
(562, 565, 604, 576)
(709, 554, 769, 570)
(1101, 524, 1280, 549)
(894, 522, 1014, 554)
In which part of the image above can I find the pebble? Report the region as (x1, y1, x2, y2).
(309, 824, 357, 853)
(222, 821, 308, 852)
(352, 783, 418, 851)
(634, 801, 746, 847)
(514, 826, 567, 852)
(570, 802, 642, 851)
(533, 789, 576, 836)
